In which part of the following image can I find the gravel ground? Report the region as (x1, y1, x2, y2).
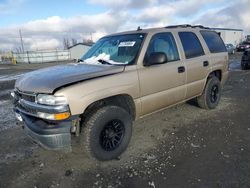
(0, 54, 249, 188)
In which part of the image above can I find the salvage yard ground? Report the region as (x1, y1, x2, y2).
(0, 54, 249, 188)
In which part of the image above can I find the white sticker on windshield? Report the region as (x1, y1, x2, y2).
(118, 41, 136, 47)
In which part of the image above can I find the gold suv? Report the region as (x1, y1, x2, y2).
(12, 25, 228, 160)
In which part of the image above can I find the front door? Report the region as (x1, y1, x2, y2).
(138, 32, 186, 116)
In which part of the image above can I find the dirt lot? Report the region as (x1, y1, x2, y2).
(0, 55, 249, 188)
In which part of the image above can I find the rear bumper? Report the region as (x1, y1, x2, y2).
(237, 48, 248, 52)
(15, 109, 74, 151)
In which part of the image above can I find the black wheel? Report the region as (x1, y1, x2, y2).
(241, 63, 248, 70)
(82, 106, 132, 161)
(197, 76, 222, 109)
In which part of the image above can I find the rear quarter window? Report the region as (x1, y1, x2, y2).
(200, 31, 227, 53)
(179, 32, 205, 59)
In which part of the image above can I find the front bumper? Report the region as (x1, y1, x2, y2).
(15, 109, 74, 151)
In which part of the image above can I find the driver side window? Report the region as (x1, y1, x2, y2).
(145, 32, 179, 63)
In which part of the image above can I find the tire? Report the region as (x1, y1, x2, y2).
(82, 106, 132, 161)
(197, 76, 222, 110)
(241, 63, 248, 70)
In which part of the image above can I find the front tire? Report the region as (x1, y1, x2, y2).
(197, 76, 222, 109)
(82, 106, 132, 161)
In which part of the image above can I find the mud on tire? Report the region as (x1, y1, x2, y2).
(82, 106, 132, 161)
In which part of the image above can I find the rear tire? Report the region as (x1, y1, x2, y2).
(197, 76, 222, 110)
(82, 106, 132, 161)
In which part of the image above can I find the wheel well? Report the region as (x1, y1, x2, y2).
(208, 70, 222, 81)
(81, 94, 136, 122)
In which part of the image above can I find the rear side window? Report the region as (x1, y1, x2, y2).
(179, 32, 204, 59)
(200, 31, 227, 53)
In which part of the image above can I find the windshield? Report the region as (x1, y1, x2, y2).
(81, 33, 145, 65)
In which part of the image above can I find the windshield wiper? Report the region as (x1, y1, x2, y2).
(98, 59, 128, 66)
(98, 59, 113, 65)
(77, 59, 84, 63)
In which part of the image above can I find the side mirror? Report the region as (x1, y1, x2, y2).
(144, 52, 168, 66)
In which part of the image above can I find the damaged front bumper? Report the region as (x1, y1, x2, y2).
(15, 109, 75, 151)
(12, 90, 80, 151)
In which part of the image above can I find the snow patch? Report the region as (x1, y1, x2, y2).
(83, 53, 127, 65)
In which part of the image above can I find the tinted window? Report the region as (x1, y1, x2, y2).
(145, 32, 179, 62)
(200, 31, 227, 53)
(179, 32, 204, 59)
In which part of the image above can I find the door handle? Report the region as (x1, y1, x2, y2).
(203, 61, 209, 67)
(178, 66, 185, 73)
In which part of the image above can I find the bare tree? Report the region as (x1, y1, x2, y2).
(71, 38, 77, 46)
(63, 38, 70, 49)
(82, 38, 94, 46)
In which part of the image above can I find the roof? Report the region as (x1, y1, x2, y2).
(210, 27, 243, 32)
(68, 42, 94, 49)
(105, 24, 211, 37)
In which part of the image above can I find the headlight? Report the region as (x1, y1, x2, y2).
(36, 94, 68, 106)
(37, 111, 70, 120)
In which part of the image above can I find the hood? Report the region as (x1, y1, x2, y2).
(15, 63, 125, 94)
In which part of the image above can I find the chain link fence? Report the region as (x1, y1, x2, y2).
(12, 50, 71, 64)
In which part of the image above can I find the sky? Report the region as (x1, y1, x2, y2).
(0, 0, 250, 51)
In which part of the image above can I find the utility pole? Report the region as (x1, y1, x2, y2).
(19, 29, 24, 53)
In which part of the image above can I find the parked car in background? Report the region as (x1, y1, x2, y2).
(241, 49, 250, 70)
(237, 41, 250, 52)
(246, 35, 250, 42)
(226, 43, 235, 54)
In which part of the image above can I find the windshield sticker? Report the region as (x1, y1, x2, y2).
(118, 41, 136, 47)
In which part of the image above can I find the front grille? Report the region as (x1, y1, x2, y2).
(14, 90, 37, 116)
(16, 101, 38, 115)
(15, 90, 36, 102)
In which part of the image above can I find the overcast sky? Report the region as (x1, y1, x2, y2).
(0, 0, 250, 51)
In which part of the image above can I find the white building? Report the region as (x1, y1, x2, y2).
(68, 43, 93, 60)
(211, 28, 244, 46)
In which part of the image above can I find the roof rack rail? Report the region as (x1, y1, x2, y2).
(165, 24, 210, 29)
(165, 24, 192, 28)
(192, 25, 210, 29)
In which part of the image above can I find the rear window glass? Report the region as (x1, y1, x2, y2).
(200, 31, 227, 53)
(179, 32, 205, 59)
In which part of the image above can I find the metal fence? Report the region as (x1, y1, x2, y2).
(12, 50, 71, 64)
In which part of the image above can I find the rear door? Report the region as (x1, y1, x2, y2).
(200, 30, 228, 76)
(178, 31, 210, 99)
